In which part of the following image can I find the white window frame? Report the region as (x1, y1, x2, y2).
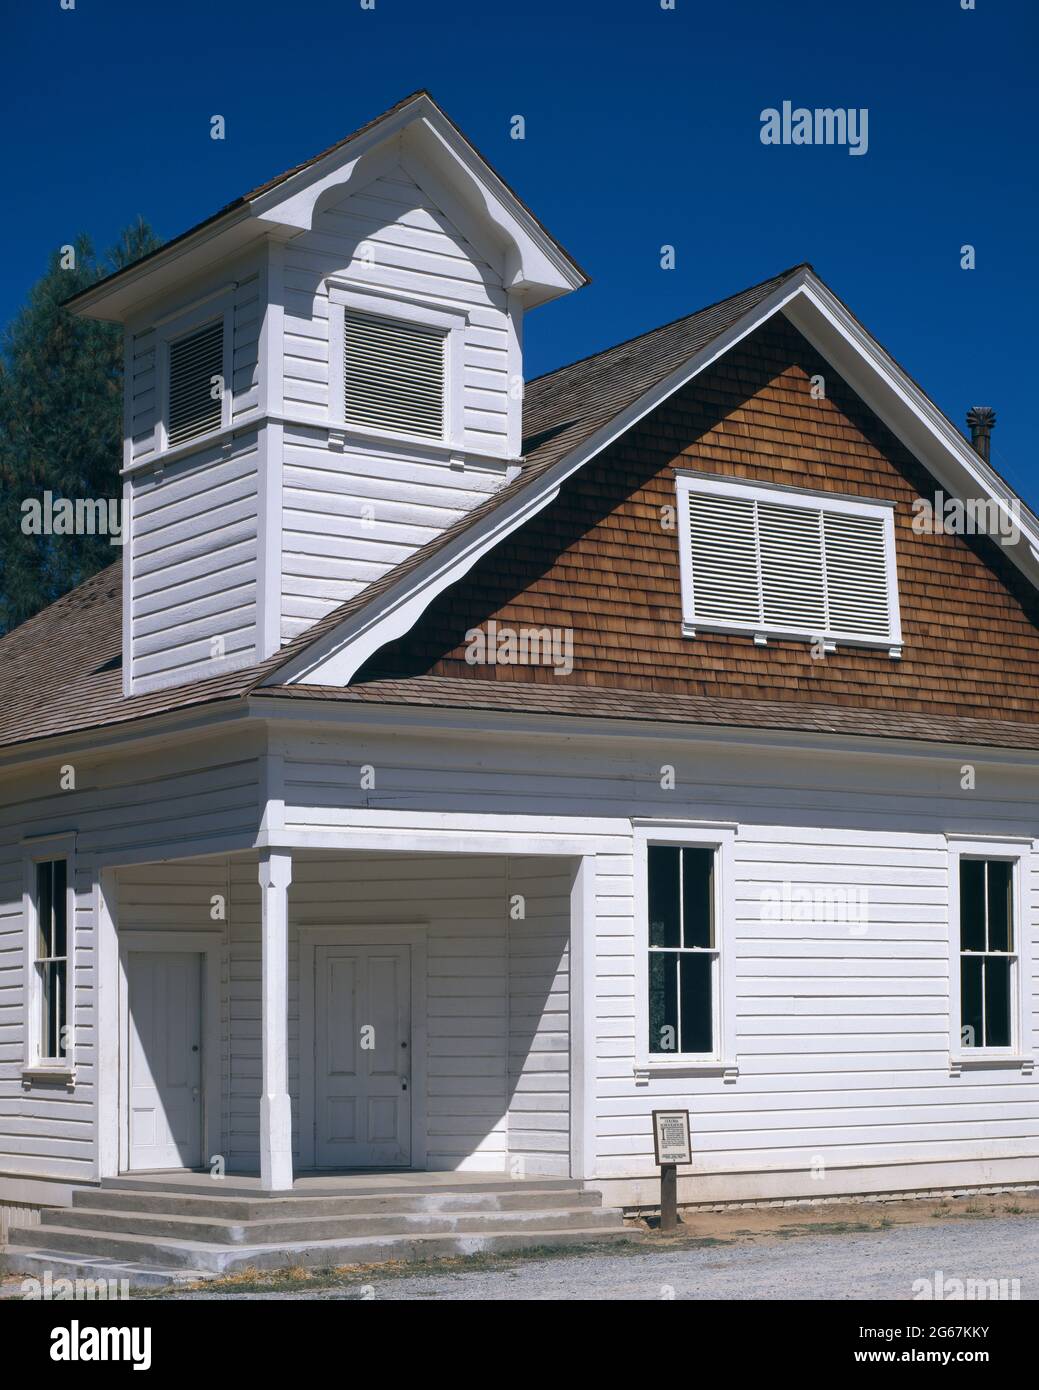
(633, 820, 738, 1078)
(155, 296, 234, 455)
(327, 281, 467, 451)
(946, 834, 1034, 1072)
(21, 832, 77, 1080)
(675, 472, 903, 655)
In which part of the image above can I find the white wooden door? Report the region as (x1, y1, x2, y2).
(127, 951, 203, 1170)
(315, 944, 412, 1167)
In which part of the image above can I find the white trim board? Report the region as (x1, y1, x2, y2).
(268, 267, 1039, 690)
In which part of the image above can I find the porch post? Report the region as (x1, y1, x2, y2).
(258, 850, 293, 1191)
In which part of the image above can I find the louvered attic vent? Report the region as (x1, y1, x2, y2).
(344, 310, 445, 441)
(676, 475, 902, 655)
(167, 319, 224, 447)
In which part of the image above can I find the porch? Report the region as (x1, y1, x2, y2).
(95, 844, 592, 1193)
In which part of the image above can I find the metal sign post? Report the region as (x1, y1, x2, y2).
(652, 1109, 691, 1233)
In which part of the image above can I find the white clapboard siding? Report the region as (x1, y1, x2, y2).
(280, 725, 1039, 1184)
(0, 739, 262, 1184)
(280, 426, 506, 642)
(129, 433, 259, 692)
(281, 165, 515, 456)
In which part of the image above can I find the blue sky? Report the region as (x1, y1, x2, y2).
(3, 0, 1036, 506)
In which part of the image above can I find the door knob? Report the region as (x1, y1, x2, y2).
(401, 1078, 408, 1091)
(191, 1044, 199, 1053)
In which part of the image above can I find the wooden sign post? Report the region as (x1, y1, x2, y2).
(652, 1109, 691, 1233)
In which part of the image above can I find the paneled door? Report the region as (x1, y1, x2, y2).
(127, 951, 203, 1170)
(315, 944, 412, 1167)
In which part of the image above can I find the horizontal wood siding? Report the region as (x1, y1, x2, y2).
(231, 274, 261, 423)
(280, 425, 505, 642)
(129, 432, 260, 692)
(0, 737, 261, 1184)
(282, 725, 1039, 1184)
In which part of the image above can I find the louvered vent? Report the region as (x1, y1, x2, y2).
(167, 320, 224, 447)
(344, 311, 445, 440)
(683, 482, 896, 645)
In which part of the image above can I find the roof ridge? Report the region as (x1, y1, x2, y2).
(524, 262, 811, 390)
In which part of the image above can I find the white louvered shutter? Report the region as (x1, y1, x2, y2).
(682, 481, 896, 645)
(686, 492, 760, 624)
(344, 311, 445, 440)
(167, 320, 224, 446)
(758, 501, 826, 630)
(822, 510, 890, 638)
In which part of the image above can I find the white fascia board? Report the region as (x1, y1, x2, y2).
(786, 274, 1039, 587)
(251, 696, 1039, 771)
(269, 272, 811, 687)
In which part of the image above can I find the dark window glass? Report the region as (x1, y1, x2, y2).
(959, 860, 985, 952)
(35, 859, 68, 1060)
(648, 846, 680, 948)
(983, 958, 1012, 1048)
(986, 862, 1012, 953)
(960, 956, 983, 1048)
(649, 951, 679, 1053)
(682, 848, 713, 948)
(679, 953, 713, 1053)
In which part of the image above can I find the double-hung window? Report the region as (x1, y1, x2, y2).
(675, 474, 903, 655)
(23, 845, 74, 1073)
(959, 858, 1015, 1049)
(636, 824, 736, 1073)
(948, 838, 1033, 1065)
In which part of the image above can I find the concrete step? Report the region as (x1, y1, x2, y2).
(5, 1221, 637, 1276)
(46, 1203, 622, 1245)
(2, 1248, 214, 1292)
(98, 1175, 585, 1199)
(72, 1185, 603, 1221)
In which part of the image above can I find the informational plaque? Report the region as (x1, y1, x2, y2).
(652, 1109, 691, 1166)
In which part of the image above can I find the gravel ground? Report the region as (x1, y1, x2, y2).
(160, 1214, 1039, 1300)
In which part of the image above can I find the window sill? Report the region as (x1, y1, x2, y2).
(21, 1064, 76, 1087)
(949, 1054, 1034, 1075)
(680, 621, 902, 659)
(635, 1059, 738, 1083)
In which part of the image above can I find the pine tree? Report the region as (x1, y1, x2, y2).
(0, 217, 162, 632)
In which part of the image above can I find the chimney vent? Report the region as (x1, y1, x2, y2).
(966, 406, 996, 464)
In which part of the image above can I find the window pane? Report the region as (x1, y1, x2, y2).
(682, 848, 714, 948)
(986, 862, 1012, 953)
(960, 955, 983, 1048)
(983, 957, 1011, 1048)
(649, 952, 679, 1054)
(36, 861, 53, 957)
(959, 860, 985, 952)
(648, 846, 680, 948)
(39, 959, 67, 1059)
(52, 859, 67, 959)
(679, 953, 713, 1053)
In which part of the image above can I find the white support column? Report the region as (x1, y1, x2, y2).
(569, 854, 598, 1182)
(258, 850, 293, 1190)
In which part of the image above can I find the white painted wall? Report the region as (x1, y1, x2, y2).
(0, 732, 262, 1187)
(278, 722, 1039, 1197)
(128, 432, 260, 692)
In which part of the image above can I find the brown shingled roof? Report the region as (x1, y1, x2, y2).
(5, 264, 1038, 758)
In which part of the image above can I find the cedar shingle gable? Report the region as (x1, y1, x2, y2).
(359, 317, 1039, 723)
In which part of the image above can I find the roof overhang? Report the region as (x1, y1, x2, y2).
(268, 267, 1039, 688)
(67, 92, 587, 324)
